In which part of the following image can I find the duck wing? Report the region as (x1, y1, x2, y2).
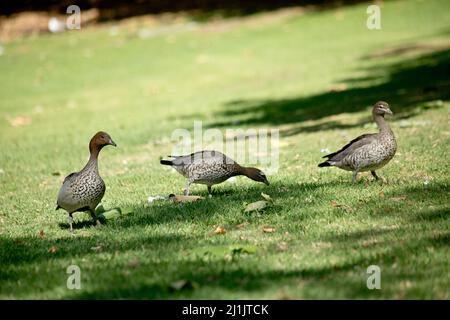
(56, 172, 79, 210)
(169, 150, 232, 166)
(62, 172, 79, 184)
(324, 133, 377, 162)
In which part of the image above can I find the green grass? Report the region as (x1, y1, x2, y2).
(1, 0, 449, 299)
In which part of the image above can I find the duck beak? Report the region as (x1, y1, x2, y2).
(109, 139, 117, 147)
(385, 109, 393, 116)
(263, 178, 270, 186)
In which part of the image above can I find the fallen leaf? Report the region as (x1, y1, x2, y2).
(331, 200, 340, 207)
(379, 191, 385, 198)
(169, 194, 204, 203)
(48, 246, 58, 254)
(127, 258, 140, 268)
(390, 195, 407, 202)
(261, 192, 273, 202)
(170, 280, 194, 292)
(244, 200, 269, 213)
(214, 226, 227, 235)
(98, 208, 121, 221)
(236, 222, 248, 229)
(51, 171, 61, 176)
(90, 245, 103, 252)
(121, 207, 134, 216)
(329, 83, 347, 92)
(330, 200, 353, 212)
(9, 116, 32, 127)
(97, 206, 133, 221)
(38, 230, 45, 238)
(362, 239, 380, 247)
(277, 241, 288, 251)
(262, 226, 276, 233)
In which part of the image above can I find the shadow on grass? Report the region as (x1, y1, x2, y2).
(0, 233, 198, 269)
(105, 180, 345, 230)
(73, 215, 449, 299)
(58, 219, 97, 231)
(0, 180, 338, 270)
(211, 48, 450, 136)
(1, 182, 448, 298)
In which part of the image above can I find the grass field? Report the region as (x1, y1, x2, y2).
(0, 0, 449, 299)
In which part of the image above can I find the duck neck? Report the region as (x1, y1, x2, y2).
(374, 113, 391, 134)
(236, 165, 248, 177)
(83, 147, 100, 172)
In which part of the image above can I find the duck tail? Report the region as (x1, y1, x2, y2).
(318, 161, 331, 168)
(160, 160, 173, 166)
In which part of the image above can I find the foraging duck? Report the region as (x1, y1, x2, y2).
(318, 101, 397, 183)
(56, 132, 116, 231)
(160, 150, 269, 195)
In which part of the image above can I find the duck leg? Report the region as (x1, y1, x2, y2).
(207, 185, 213, 197)
(352, 170, 359, 184)
(184, 181, 192, 196)
(372, 170, 387, 184)
(68, 213, 74, 232)
(89, 209, 102, 227)
(371, 170, 379, 180)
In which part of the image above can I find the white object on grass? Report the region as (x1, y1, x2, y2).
(48, 18, 66, 33)
(147, 195, 167, 204)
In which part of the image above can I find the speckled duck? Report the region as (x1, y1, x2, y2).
(160, 150, 269, 195)
(318, 101, 397, 183)
(56, 131, 116, 231)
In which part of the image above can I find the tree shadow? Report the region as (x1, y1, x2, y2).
(106, 180, 342, 230)
(58, 219, 97, 230)
(1, 182, 448, 298)
(211, 48, 450, 136)
(2, 1, 370, 21)
(72, 205, 449, 299)
(0, 233, 198, 269)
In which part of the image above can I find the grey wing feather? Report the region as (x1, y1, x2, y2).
(170, 150, 232, 166)
(325, 133, 377, 162)
(62, 172, 78, 184)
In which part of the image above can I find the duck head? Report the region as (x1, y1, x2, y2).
(243, 167, 270, 186)
(89, 131, 117, 154)
(373, 101, 393, 117)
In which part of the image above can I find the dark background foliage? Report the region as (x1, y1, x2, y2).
(2, 0, 368, 19)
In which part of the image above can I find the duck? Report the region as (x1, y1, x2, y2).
(160, 150, 269, 195)
(56, 131, 116, 231)
(318, 101, 397, 183)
